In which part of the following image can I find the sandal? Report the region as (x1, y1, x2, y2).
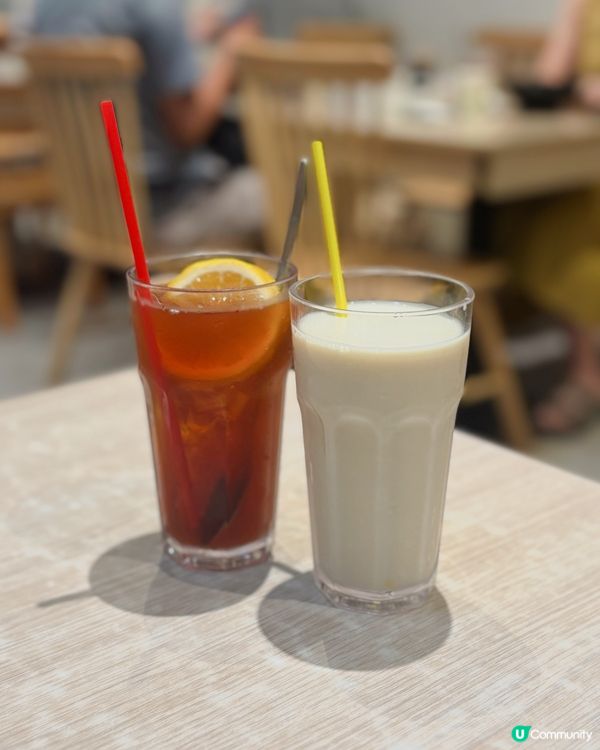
(534, 382, 600, 435)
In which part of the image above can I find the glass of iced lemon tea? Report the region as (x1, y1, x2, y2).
(127, 251, 297, 570)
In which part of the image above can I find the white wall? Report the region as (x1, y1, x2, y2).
(364, 0, 562, 63)
(190, 0, 563, 63)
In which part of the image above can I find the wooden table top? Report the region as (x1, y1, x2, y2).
(382, 109, 600, 154)
(1, 370, 598, 748)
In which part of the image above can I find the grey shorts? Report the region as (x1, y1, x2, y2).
(153, 167, 265, 250)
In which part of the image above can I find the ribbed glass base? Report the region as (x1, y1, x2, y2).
(165, 535, 271, 571)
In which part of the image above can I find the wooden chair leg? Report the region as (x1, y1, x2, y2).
(48, 259, 98, 385)
(88, 268, 108, 306)
(0, 212, 19, 329)
(471, 290, 533, 450)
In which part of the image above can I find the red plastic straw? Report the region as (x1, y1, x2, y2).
(100, 99, 195, 527)
(100, 101, 150, 284)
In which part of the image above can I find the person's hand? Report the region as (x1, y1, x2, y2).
(220, 15, 261, 56)
(578, 76, 600, 110)
(189, 6, 225, 43)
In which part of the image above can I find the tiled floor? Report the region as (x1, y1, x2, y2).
(2, 286, 600, 484)
(0, 285, 136, 400)
(531, 421, 600, 483)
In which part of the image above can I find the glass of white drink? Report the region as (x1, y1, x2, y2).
(290, 269, 474, 613)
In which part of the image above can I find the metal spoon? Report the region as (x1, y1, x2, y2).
(277, 157, 308, 280)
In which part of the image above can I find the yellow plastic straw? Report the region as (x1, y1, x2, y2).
(311, 140, 347, 310)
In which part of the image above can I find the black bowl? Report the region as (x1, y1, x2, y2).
(510, 80, 573, 111)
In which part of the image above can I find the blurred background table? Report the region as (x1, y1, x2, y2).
(1, 370, 598, 748)
(381, 109, 600, 202)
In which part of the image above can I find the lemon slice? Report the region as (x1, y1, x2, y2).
(168, 257, 275, 292)
(157, 257, 289, 381)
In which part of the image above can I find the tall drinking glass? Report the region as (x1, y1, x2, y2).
(290, 269, 474, 612)
(128, 251, 296, 570)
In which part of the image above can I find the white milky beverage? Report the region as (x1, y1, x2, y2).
(293, 300, 470, 596)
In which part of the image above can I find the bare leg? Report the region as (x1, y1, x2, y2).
(570, 325, 600, 395)
(535, 325, 600, 432)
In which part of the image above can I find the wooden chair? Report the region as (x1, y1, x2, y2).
(0, 14, 9, 51)
(0, 128, 55, 329)
(23, 38, 150, 383)
(475, 27, 546, 83)
(238, 39, 532, 449)
(296, 21, 394, 48)
(0, 48, 57, 329)
(238, 40, 395, 265)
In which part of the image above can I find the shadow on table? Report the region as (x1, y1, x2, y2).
(258, 572, 452, 671)
(38, 532, 270, 617)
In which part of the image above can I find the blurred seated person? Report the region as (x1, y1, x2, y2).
(500, 0, 600, 432)
(31, 0, 263, 248)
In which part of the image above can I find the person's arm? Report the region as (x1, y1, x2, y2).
(159, 16, 260, 150)
(535, 0, 586, 85)
(140, 2, 259, 151)
(190, 1, 259, 43)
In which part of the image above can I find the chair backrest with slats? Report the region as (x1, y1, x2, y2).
(238, 40, 394, 273)
(24, 38, 151, 268)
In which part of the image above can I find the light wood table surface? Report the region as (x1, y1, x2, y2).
(380, 110, 600, 202)
(1, 370, 599, 749)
